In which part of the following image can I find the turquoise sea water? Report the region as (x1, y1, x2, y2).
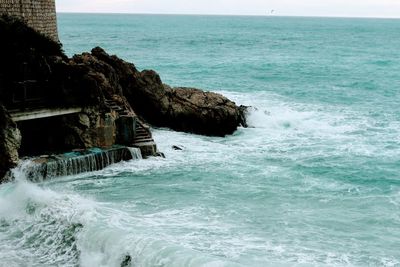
(1, 14, 400, 266)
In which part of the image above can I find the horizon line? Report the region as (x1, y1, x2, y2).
(56, 11, 400, 20)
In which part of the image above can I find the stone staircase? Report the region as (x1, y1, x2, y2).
(104, 98, 157, 156)
(133, 124, 154, 144)
(105, 99, 128, 115)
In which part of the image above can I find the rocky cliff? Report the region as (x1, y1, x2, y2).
(81, 47, 248, 136)
(0, 15, 247, 182)
(0, 105, 21, 180)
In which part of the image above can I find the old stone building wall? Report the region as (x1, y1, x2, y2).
(0, 0, 58, 41)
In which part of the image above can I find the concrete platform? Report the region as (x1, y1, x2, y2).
(132, 141, 158, 158)
(10, 107, 83, 122)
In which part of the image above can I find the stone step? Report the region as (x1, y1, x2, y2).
(136, 132, 151, 137)
(136, 136, 151, 140)
(134, 133, 151, 137)
(104, 100, 131, 115)
(104, 102, 117, 106)
(136, 131, 148, 136)
(134, 140, 154, 145)
(134, 137, 154, 143)
(136, 133, 150, 138)
(105, 99, 123, 108)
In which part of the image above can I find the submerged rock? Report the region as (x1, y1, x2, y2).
(120, 255, 132, 267)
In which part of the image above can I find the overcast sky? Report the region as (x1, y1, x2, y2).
(56, 0, 400, 18)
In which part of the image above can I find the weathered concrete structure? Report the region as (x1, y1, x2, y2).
(0, 0, 58, 41)
(10, 107, 83, 122)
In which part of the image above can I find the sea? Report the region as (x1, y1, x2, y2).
(1, 14, 400, 267)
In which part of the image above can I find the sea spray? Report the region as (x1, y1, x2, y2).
(128, 147, 143, 160)
(1, 163, 132, 267)
(10, 147, 142, 182)
(1, 14, 399, 266)
(0, 165, 91, 266)
(0, 163, 245, 267)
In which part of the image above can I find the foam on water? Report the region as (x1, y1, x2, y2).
(1, 14, 400, 267)
(37, 90, 400, 266)
(1, 90, 400, 266)
(0, 164, 245, 267)
(1, 90, 399, 267)
(128, 147, 143, 160)
(0, 167, 94, 266)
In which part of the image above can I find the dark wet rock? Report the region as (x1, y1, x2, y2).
(0, 15, 246, 139)
(119, 64, 248, 136)
(156, 152, 166, 158)
(166, 87, 247, 136)
(238, 105, 249, 128)
(0, 105, 21, 182)
(66, 47, 247, 136)
(0, 17, 246, 177)
(172, 145, 183, 151)
(68, 47, 247, 136)
(121, 255, 132, 267)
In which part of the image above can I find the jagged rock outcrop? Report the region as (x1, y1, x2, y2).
(0, 15, 246, 138)
(87, 48, 248, 136)
(130, 83, 247, 136)
(0, 16, 247, 180)
(169, 87, 246, 136)
(0, 105, 21, 181)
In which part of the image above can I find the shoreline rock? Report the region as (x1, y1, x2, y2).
(0, 105, 21, 180)
(88, 48, 248, 136)
(0, 16, 247, 182)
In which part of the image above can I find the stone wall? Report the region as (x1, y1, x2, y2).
(0, 0, 58, 41)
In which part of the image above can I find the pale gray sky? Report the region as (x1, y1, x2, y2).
(57, 0, 400, 18)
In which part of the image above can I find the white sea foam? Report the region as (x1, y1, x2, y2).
(2, 13, 400, 267)
(0, 89, 399, 267)
(0, 162, 246, 267)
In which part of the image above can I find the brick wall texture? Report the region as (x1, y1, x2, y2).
(0, 0, 58, 41)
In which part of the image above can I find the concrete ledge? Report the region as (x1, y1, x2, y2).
(133, 141, 158, 158)
(10, 107, 83, 122)
(18, 146, 136, 181)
